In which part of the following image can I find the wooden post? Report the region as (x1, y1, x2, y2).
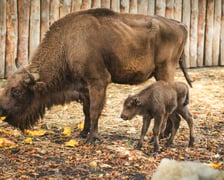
(205, 0, 214, 66)
(60, 0, 72, 18)
(182, 0, 191, 67)
(165, 0, 174, 19)
(120, 0, 129, 13)
(221, 0, 224, 65)
(92, 0, 101, 8)
(0, 0, 6, 78)
(173, 0, 182, 21)
(129, 0, 137, 14)
(101, 0, 110, 9)
(41, 0, 50, 41)
(189, 0, 198, 67)
(81, 0, 91, 10)
(50, 0, 59, 25)
(138, 0, 148, 15)
(111, 0, 120, 12)
(71, 0, 81, 11)
(212, 0, 221, 66)
(156, 0, 166, 16)
(6, 0, 18, 76)
(18, 0, 30, 66)
(148, 0, 155, 15)
(197, 0, 206, 67)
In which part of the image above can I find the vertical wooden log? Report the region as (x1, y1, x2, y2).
(148, 0, 155, 15)
(120, 0, 129, 13)
(29, 0, 40, 59)
(60, 0, 72, 18)
(156, 0, 166, 16)
(111, 0, 120, 12)
(6, 0, 18, 75)
(205, 0, 214, 66)
(71, 0, 81, 11)
(189, 0, 198, 67)
(212, 0, 221, 66)
(165, 0, 174, 19)
(173, 0, 182, 21)
(0, 0, 6, 78)
(50, 0, 60, 25)
(137, 0, 148, 15)
(182, 0, 191, 67)
(221, 0, 224, 65)
(81, 0, 91, 10)
(41, 0, 50, 41)
(18, 0, 30, 66)
(130, 0, 137, 14)
(101, 0, 110, 8)
(92, 0, 101, 8)
(197, 0, 206, 67)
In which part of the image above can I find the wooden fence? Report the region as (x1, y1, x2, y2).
(0, 0, 224, 78)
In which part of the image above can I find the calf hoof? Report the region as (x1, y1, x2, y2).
(85, 135, 101, 144)
(135, 143, 142, 150)
(188, 138, 195, 147)
(165, 141, 171, 147)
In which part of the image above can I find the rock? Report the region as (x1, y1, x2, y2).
(152, 158, 224, 180)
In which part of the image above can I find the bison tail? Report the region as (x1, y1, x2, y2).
(183, 88, 189, 106)
(179, 53, 193, 88)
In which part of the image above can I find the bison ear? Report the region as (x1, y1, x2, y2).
(133, 96, 141, 106)
(31, 81, 47, 93)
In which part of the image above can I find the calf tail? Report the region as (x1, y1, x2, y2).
(179, 53, 193, 88)
(183, 88, 189, 106)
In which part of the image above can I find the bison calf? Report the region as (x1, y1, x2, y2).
(120, 81, 194, 153)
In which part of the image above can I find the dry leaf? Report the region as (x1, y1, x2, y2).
(24, 138, 32, 144)
(0, 116, 6, 121)
(204, 162, 222, 169)
(25, 130, 46, 136)
(65, 139, 78, 147)
(0, 138, 17, 148)
(78, 122, 84, 130)
(89, 161, 97, 167)
(61, 127, 71, 136)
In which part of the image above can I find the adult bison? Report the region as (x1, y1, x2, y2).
(0, 8, 192, 143)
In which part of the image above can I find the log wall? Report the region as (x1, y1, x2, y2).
(0, 0, 223, 78)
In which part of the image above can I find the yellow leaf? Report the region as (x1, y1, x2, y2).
(0, 138, 17, 148)
(78, 122, 84, 130)
(61, 127, 71, 136)
(25, 129, 46, 136)
(0, 129, 21, 136)
(0, 138, 4, 147)
(1, 116, 6, 121)
(24, 138, 32, 144)
(65, 139, 78, 147)
(204, 162, 222, 169)
(89, 161, 97, 167)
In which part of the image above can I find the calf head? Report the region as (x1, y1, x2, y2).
(120, 95, 141, 120)
(0, 67, 46, 131)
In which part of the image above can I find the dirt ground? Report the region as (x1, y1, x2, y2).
(0, 67, 223, 179)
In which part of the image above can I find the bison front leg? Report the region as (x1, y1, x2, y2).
(85, 81, 108, 144)
(79, 96, 91, 138)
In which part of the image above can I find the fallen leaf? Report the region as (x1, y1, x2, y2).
(204, 162, 222, 169)
(78, 122, 84, 130)
(25, 129, 46, 136)
(0, 138, 17, 148)
(65, 139, 78, 147)
(61, 127, 71, 136)
(24, 138, 32, 144)
(0, 116, 6, 121)
(89, 161, 97, 167)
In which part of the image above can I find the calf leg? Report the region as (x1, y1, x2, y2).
(136, 115, 152, 150)
(177, 106, 195, 147)
(164, 112, 181, 138)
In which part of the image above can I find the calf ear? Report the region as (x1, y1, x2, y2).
(134, 96, 141, 106)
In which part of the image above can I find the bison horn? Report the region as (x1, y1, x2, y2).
(15, 58, 36, 84)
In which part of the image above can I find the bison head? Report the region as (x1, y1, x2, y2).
(0, 64, 46, 131)
(120, 95, 141, 120)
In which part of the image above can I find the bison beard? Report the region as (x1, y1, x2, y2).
(0, 8, 192, 143)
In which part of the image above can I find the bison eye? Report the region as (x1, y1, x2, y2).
(11, 88, 22, 98)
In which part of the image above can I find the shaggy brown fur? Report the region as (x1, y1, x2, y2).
(121, 81, 194, 152)
(0, 8, 192, 143)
